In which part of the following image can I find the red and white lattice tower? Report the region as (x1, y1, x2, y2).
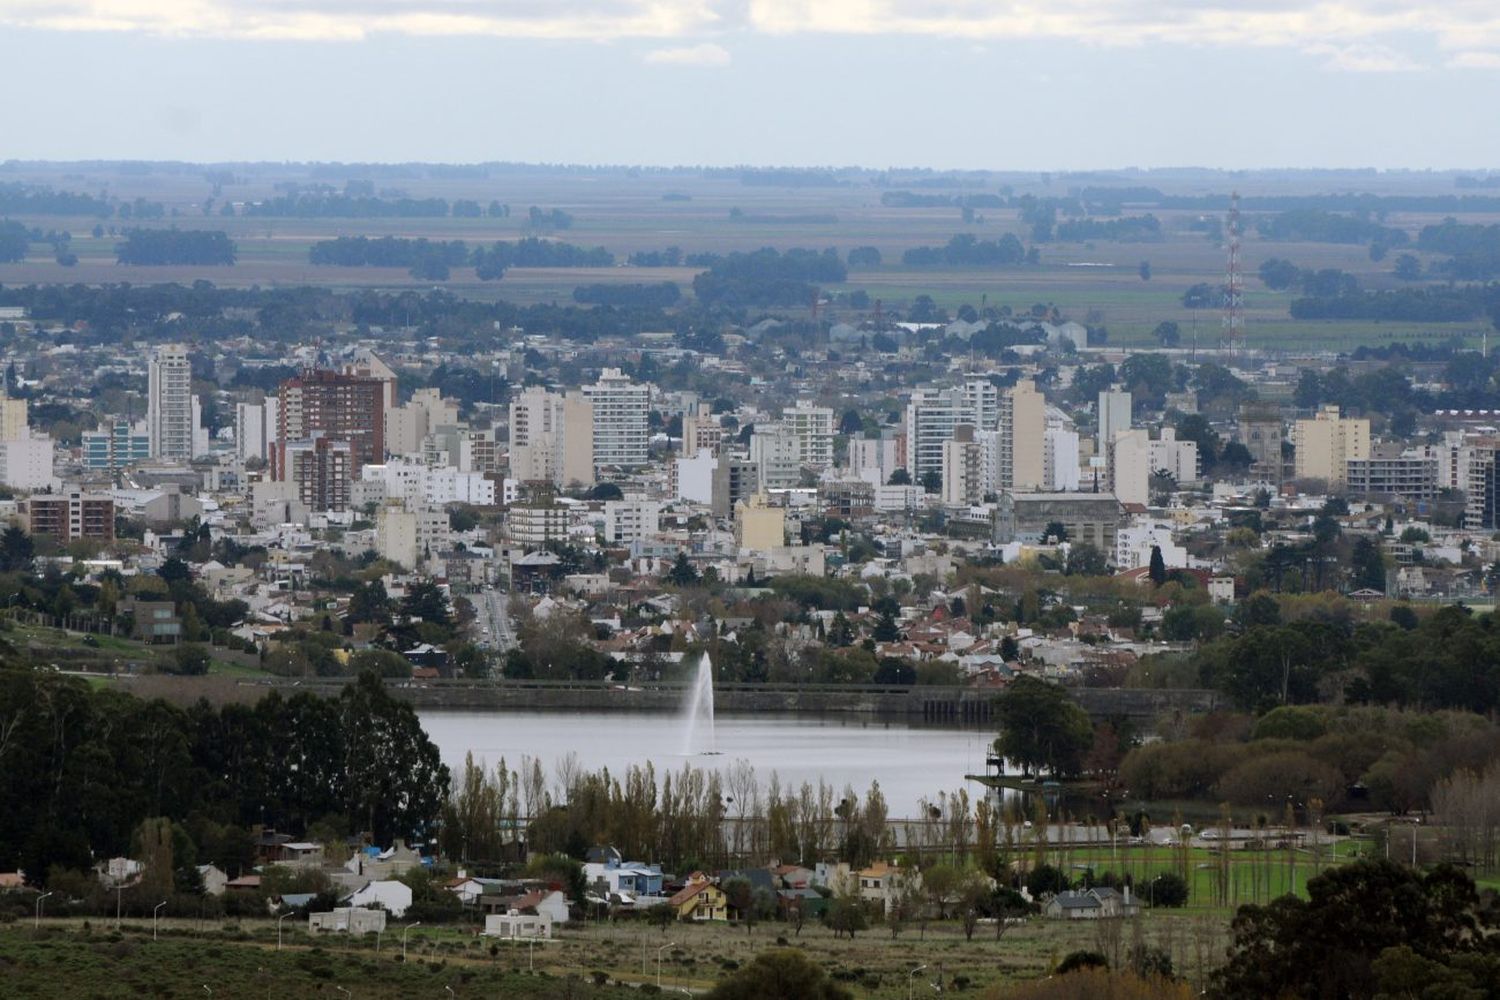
(1222, 191, 1245, 350)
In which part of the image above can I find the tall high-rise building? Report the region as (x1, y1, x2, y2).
(1097, 390, 1132, 455)
(749, 424, 802, 490)
(148, 344, 195, 461)
(582, 368, 650, 472)
(782, 401, 836, 468)
(0, 393, 27, 442)
(941, 424, 985, 506)
(508, 386, 594, 487)
(1000, 380, 1045, 491)
(285, 434, 352, 512)
(1293, 404, 1370, 488)
(904, 387, 966, 481)
(963, 374, 1001, 432)
(236, 398, 280, 463)
(275, 368, 387, 480)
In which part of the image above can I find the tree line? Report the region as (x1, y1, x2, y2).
(0, 668, 448, 885)
(308, 235, 614, 280)
(903, 233, 1031, 267)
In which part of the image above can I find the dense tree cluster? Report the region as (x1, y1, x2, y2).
(1417, 218, 1500, 278)
(1255, 209, 1408, 247)
(0, 183, 114, 217)
(0, 667, 448, 884)
(309, 235, 613, 280)
(1195, 606, 1500, 714)
(1121, 703, 1499, 815)
(115, 228, 236, 266)
(1214, 860, 1500, 999)
(903, 234, 1028, 267)
(692, 247, 846, 308)
(0, 219, 28, 262)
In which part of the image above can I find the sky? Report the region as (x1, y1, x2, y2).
(1, 1, 1498, 169)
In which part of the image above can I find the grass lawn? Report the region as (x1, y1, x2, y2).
(2, 911, 1230, 999)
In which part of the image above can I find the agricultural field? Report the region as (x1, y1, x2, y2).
(2, 162, 1496, 354)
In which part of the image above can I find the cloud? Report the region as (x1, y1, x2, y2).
(1450, 50, 1500, 68)
(644, 42, 731, 65)
(3, 0, 1500, 75)
(1303, 42, 1422, 73)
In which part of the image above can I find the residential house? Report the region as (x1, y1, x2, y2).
(344, 879, 413, 917)
(484, 910, 553, 940)
(196, 864, 229, 896)
(1043, 887, 1140, 920)
(309, 908, 388, 934)
(666, 876, 728, 922)
(857, 861, 912, 915)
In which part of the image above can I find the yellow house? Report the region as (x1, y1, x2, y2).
(667, 877, 728, 921)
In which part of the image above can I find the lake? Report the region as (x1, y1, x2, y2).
(419, 710, 996, 819)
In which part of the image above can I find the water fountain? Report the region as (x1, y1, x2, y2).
(680, 653, 716, 755)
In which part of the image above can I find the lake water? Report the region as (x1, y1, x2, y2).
(419, 710, 996, 819)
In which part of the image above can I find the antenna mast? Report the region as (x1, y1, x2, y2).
(1222, 191, 1245, 351)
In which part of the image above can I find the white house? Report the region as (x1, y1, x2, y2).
(309, 907, 388, 934)
(484, 910, 552, 940)
(345, 879, 412, 917)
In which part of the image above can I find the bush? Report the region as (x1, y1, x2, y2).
(1056, 951, 1109, 974)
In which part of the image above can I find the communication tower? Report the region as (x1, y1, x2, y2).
(1222, 191, 1245, 350)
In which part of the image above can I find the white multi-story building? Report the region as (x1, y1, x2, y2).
(236, 398, 280, 463)
(509, 387, 594, 488)
(1148, 428, 1200, 485)
(0, 435, 56, 491)
(1107, 429, 1151, 506)
(941, 426, 984, 506)
(361, 458, 495, 507)
(963, 373, 1001, 432)
(603, 499, 661, 543)
(1098, 390, 1132, 455)
(848, 437, 901, 486)
(1044, 408, 1081, 492)
(673, 453, 717, 504)
(148, 344, 196, 461)
(905, 387, 965, 481)
(750, 424, 802, 490)
(782, 402, 836, 469)
(1116, 521, 1190, 571)
(583, 368, 650, 472)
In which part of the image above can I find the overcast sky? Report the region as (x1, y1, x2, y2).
(2, 1, 1497, 169)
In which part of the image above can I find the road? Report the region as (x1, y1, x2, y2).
(476, 587, 515, 653)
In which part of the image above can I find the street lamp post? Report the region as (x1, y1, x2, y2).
(34, 891, 53, 928)
(277, 912, 291, 951)
(657, 942, 675, 987)
(907, 964, 927, 1000)
(154, 900, 168, 940)
(402, 921, 421, 961)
